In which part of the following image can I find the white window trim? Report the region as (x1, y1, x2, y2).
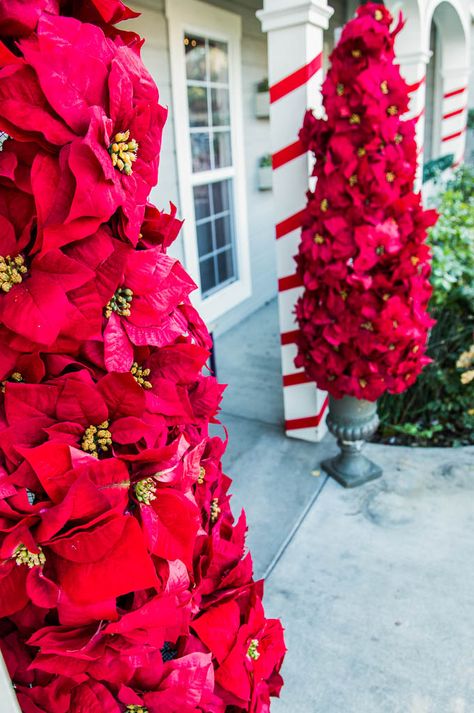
(166, 0, 251, 326)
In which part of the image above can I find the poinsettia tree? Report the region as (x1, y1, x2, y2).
(0, 2, 285, 712)
(295, 3, 437, 401)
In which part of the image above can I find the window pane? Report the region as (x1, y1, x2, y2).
(185, 34, 206, 81)
(212, 180, 230, 214)
(191, 132, 211, 172)
(213, 131, 232, 168)
(214, 214, 233, 249)
(209, 40, 228, 82)
(200, 255, 217, 295)
(217, 247, 235, 284)
(211, 88, 230, 126)
(197, 221, 213, 257)
(188, 86, 209, 127)
(193, 184, 211, 221)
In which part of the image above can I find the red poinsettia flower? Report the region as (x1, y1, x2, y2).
(192, 588, 285, 707)
(0, 15, 167, 247)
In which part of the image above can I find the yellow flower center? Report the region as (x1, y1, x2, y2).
(376, 246, 384, 255)
(394, 133, 403, 144)
(359, 379, 367, 389)
(134, 477, 157, 505)
(247, 639, 261, 661)
(386, 171, 395, 183)
(383, 293, 390, 301)
(210, 498, 221, 523)
(349, 175, 358, 187)
(349, 114, 361, 125)
(410, 256, 420, 266)
(314, 233, 325, 244)
(14, 544, 46, 568)
(357, 147, 366, 158)
(0, 254, 28, 293)
(340, 290, 348, 300)
(352, 49, 361, 58)
(126, 706, 148, 713)
(336, 83, 344, 96)
(412, 345, 420, 354)
(81, 420, 112, 458)
(387, 105, 398, 116)
(198, 466, 206, 485)
(361, 321, 374, 331)
(105, 287, 133, 318)
(1, 371, 23, 393)
(109, 130, 138, 176)
(380, 80, 389, 94)
(375, 9, 383, 21)
(320, 199, 328, 212)
(131, 362, 152, 389)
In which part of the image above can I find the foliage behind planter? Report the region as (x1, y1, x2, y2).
(377, 166, 474, 446)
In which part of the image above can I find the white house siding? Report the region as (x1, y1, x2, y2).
(130, 0, 277, 336)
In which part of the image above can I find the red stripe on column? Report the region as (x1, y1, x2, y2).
(278, 273, 303, 292)
(285, 396, 329, 431)
(272, 139, 306, 169)
(275, 209, 305, 239)
(407, 76, 425, 93)
(270, 53, 322, 104)
(283, 371, 312, 387)
(442, 106, 466, 120)
(442, 127, 466, 143)
(413, 107, 425, 124)
(443, 87, 466, 99)
(281, 329, 300, 346)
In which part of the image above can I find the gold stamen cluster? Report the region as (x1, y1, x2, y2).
(134, 477, 157, 505)
(386, 171, 395, 183)
(0, 254, 27, 293)
(375, 9, 383, 20)
(314, 233, 325, 245)
(198, 466, 206, 485)
(348, 175, 357, 187)
(394, 133, 403, 144)
(359, 378, 367, 388)
(247, 639, 261, 661)
(357, 147, 366, 158)
(109, 130, 138, 175)
(336, 83, 344, 96)
(81, 420, 112, 458)
(320, 199, 328, 212)
(1, 371, 23, 393)
(105, 287, 133, 318)
(14, 544, 46, 568)
(131, 362, 152, 389)
(126, 706, 148, 713)
(361, 321, 374, 331)
(352, 49, 361, 58)
(210, 498, 221, 523)
(380, 80, 389, 94)
(349, 114, 361, 125)
(387, 105, 398, 116)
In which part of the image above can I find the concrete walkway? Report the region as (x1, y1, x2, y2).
(215, 300, 474, 712)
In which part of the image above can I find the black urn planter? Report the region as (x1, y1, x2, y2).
(322, 395, 382, 488)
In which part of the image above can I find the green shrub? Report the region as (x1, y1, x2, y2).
(377, 165, 474, 446)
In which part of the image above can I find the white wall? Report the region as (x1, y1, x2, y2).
(129, 0, 277, 336)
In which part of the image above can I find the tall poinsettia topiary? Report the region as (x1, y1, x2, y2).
(295, 3, 437, 401)
(0, 2, 285, 712)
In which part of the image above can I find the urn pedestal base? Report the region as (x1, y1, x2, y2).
(322, 395, 382, 488)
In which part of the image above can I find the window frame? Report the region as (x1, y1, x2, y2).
(166, 0, 251, 325)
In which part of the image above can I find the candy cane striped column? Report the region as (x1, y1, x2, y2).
(396, 51, 430, 187)
(440, 68, 469, 168)
(257, 0, 333, 442)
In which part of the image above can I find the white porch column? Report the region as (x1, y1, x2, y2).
(396, 50, 431, 185)
(257, 0, 333, 442)
(439, 66, 469, 167)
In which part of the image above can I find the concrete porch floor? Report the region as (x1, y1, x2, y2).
(214, 299, 474, 712)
